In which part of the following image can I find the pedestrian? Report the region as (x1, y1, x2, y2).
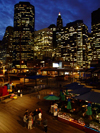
(23, 113, 27, 128)
(20, 90, 23, 97)
(38, 108, 42, 114)
(43, 118, 48, 133)
(37, 91, 40, 99)
(25, 109, 29, 123)
(28, 112, 33, 129)
(38, 111, 42, 126)
(33, 109, 38, 128)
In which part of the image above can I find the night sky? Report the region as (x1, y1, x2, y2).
(0, 0, 100, 40)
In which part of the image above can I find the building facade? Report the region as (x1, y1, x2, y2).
(34, 28, 53, 60)
(91, 8, 100, 60)
(57, 12, 63, 30)
(1, 26, 13, 68)
(56, 20, 88, 68)
(13, 2, 35, 67)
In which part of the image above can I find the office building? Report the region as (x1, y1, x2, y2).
(34, 28, 53, 60)
(56, 20, 88, 68)
(13, 2, 35, 67)
(91, 8, 100, 60)
(57, 12, 63, 30)
(1, 26, 13, 68)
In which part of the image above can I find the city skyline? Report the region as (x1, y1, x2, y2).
(0, 0, 100, 40)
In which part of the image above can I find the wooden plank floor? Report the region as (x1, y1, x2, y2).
(0, 89, 85, 133)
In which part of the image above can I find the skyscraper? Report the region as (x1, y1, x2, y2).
(34, 28, 53, 60)
(13, 2, 35, 67)
(57, 12, 63, 30)
(56, 20, 88, 68)
(91, 8, 100, 60)
(1, 26, 13, 67)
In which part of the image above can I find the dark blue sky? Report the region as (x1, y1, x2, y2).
(0, 0, 100, 40)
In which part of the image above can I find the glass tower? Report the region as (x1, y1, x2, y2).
(13, 2, 35, 66)
(57, 12, 63, 30)
(91, 8, 100, 60)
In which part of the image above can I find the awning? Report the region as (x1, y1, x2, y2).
(70, 87, 91, 95)
(25, 75, 45, 79)
(64, 82, 84, 90)
(63, 82, 79, 88)
(74, 91, 100, 104)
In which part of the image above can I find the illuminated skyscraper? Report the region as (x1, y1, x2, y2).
(56, 20, 88, 68)
(1, 26, 13, 67)
(57, 12, 63, 30)
(34, 28, 53, 60)
(91, 8, 100, 60)
(13, 2, 35, 66)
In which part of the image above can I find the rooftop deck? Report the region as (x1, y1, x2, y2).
(0, 88, 85, 133)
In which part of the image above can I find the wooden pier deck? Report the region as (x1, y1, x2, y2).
(0, 88, 85, 133)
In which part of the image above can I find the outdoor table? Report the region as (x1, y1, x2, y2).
(92, 107, 98, 111)
(82, 105, 87, 108)
(93, 107, 98, 114)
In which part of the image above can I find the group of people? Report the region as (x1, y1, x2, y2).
(23, 108, 48, 133)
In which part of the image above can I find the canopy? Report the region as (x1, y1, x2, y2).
(63, 82, 79, 88)
(70, 87, 91, 95)
(74, 91, 100, 104)
(25, 75, 45, 79)
(63, 82, 84, 90)
(44, 94, 60, 100)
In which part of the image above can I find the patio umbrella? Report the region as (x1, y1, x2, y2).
(67, 98, 72, 110)
(66, 89, 69, 95)
(43, 94, 60, 100)
(86, 103, 92, 116)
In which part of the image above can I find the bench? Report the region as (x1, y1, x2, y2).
(2, 98, 12, 103)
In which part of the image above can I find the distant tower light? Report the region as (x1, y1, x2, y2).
(58, 12, 61, 16)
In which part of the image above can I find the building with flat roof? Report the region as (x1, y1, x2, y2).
(34, 28, 53, 60)
(13, 2, 35, 67)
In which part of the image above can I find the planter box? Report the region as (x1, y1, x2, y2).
(69, 120, 85, 131)
(58, 116, 69, 124)
(84, 126, 99, 133)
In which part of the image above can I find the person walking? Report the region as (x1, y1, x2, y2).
(20, 90, 23, 97)
(38, 108, 42, 114)
(23, 114, 27, 128)
(38, 111, 42, 126)
(33, 109, 38, 128)
(43, 118, 48, 133)
(28, 112, 33, 129)
(25, 109, 29, 123)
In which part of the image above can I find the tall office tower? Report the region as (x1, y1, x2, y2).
(0, 41, 3, 64)
(57, 12, 63, 30)
(87, 33, 93, 68)
(48, 24, 57, 56)
(61, 20, 88, 68)
(56, 27, 65, 60)
(13, 2, 35, 67)
(1, 26, 13, 67)
(91, 8, 100, 60)
(34, 28, 53, 60)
